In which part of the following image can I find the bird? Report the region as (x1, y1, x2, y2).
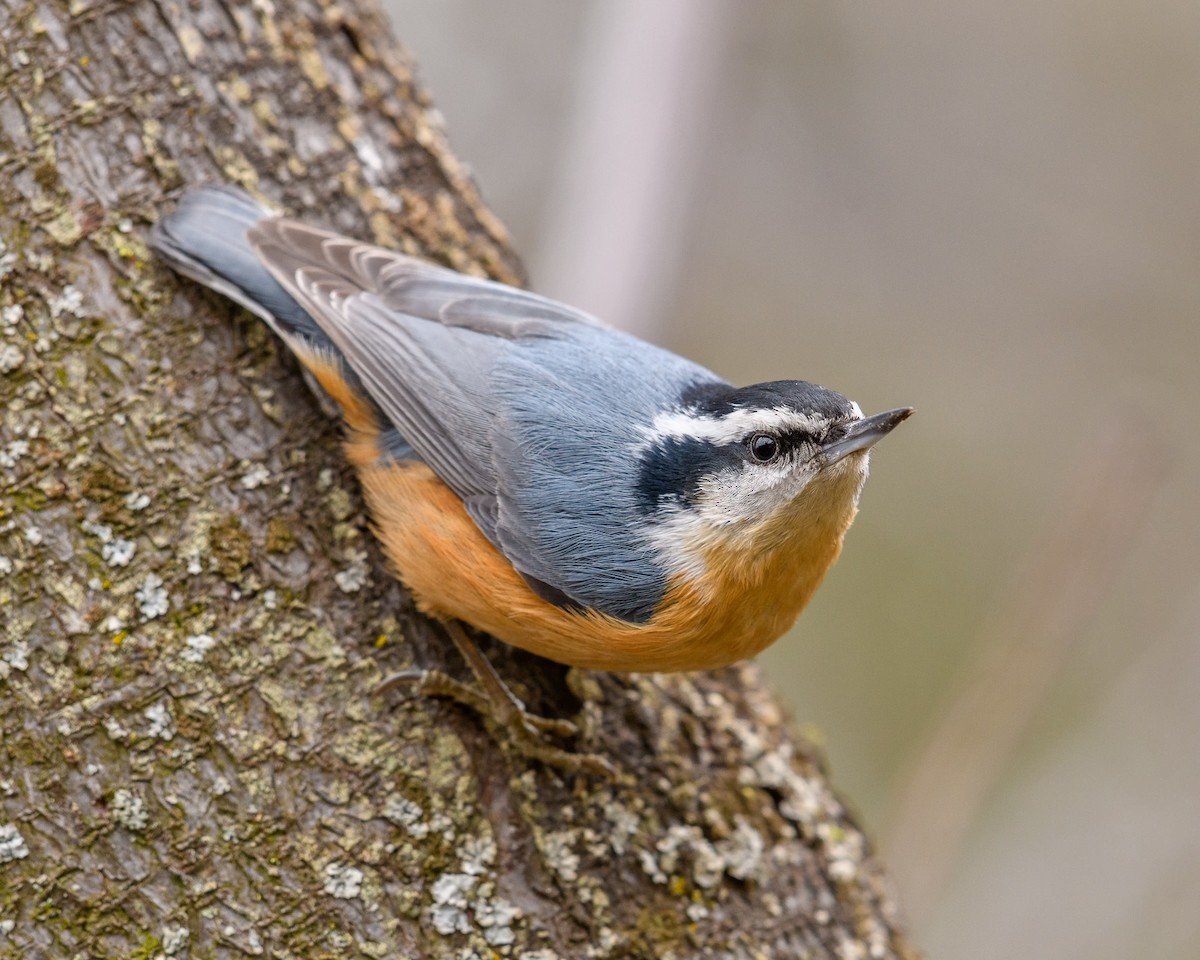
(150, 185, 910, 772)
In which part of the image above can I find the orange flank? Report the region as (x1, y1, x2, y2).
(357, 457, 861, 673)
(290, 342, 383, 466)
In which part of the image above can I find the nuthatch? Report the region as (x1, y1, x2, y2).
(151, 186, 909, 766)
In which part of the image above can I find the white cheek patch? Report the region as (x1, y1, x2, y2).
(693, 460, 815, 529)
(639, 406, 833, 449)
(641, 452, 871, 590)
(641, 461, 820, 588)
(641, 506, 714, 589)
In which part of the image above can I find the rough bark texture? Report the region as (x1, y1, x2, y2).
(0, 0, 920, 957)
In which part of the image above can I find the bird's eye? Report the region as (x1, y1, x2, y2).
(749, 433, 780, 463)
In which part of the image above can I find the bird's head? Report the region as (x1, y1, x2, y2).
(636, 380, 912, 583)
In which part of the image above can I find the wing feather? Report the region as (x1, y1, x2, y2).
(242, 213, 718, 621)
(246, 219, 608, 507)
(250, 219, 601, 335)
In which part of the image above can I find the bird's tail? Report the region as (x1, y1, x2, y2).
(150, 186, 419, 462)
(149, 185, 332, 352)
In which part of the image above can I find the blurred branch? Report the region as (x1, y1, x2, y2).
(534, 0, 729, 338)
(882, 418, 1169, 923)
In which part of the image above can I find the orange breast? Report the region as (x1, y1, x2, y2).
(356, 458, 855, 673)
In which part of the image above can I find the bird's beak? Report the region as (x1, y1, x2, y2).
(817, 407, 913, 467)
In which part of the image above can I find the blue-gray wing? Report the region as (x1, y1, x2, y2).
(249, 218, 723, 622)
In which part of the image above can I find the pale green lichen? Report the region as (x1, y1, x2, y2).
(325, 484, 353, 520)
(257, 676, 299, 730)
(322, 860, 364, 899)
(0, 824, 29, 864)
(382, 793, 427, 836)
(538, 829, 581, 884)
(0, 344, 24, 372)
(160, 925, 189, 955)
(179, 632, 216, 664)
(428, 871, 474, 934)
(110, 787, 148, 831)
(142, 701, 175, 741)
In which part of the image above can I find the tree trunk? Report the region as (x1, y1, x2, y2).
(0, 0, 920, 956)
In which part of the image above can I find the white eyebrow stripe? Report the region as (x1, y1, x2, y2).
(641, 406, 831, 447)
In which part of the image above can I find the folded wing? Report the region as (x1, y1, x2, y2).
(248, 217, 721, 622)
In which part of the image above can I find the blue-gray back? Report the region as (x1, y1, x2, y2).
(490, 326, 721, 621)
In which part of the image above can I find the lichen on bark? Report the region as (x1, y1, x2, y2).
(0, 0, 919, 956)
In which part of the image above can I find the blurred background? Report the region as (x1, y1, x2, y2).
(383, 2, 1200, 957)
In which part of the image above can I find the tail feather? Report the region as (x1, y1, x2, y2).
(149, 186, 328, 348)
(151, 185, 421, 465)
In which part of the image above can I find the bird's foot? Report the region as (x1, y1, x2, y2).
(375, 624, 616, 779)
(376, 668, 578, 737)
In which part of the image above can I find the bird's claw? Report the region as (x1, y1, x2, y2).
(376, 655, 614, 779)
(376, 668, 487, 712)
(505, 723, 618, 778)
(376, 668, 574, 735)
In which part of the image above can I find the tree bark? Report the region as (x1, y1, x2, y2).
(0, 0, 920, 956)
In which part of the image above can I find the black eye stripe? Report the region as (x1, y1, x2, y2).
(744, 427, 820, 462)
(792, 429, 819, 447)
(636, 420, 836, 515)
